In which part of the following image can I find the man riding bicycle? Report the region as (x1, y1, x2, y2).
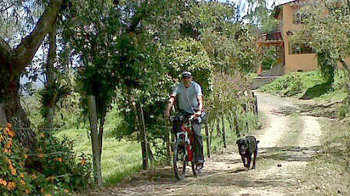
(164, 71, 205, 168)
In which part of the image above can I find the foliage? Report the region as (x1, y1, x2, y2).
(0, 123, 32, 195)
(259, 72, 307, 97)
(259, 70, 349, 101)
(0, 123, 92, 195)
(26, 131, 93, 193)
(292, 0, 350, 84)
(160, 38, 214, 95)
(181, 1, 260, 74)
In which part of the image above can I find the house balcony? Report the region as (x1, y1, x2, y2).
(258, 32, 284, 46)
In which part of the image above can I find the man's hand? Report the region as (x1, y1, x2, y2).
(194, 110, 202, 117)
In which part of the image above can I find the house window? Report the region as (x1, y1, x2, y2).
(290, 43, 314, 54)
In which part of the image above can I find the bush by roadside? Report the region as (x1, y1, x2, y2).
(259, 70, 348, 101)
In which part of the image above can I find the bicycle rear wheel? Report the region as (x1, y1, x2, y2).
(173, 140, 188, 180)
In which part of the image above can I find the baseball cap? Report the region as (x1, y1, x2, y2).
(181, 71, 192, 78)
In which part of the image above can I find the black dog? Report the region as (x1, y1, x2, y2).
(236, 136, 259, 170)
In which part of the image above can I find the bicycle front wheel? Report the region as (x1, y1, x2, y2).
(173, 139, 188, 180)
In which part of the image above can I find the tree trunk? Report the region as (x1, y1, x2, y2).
(3, 76, 36, 147)
(0, 103, 7, 128)
(0, 0, 64, 146)
(87, 96, 103, 186)
(42, 29, 58, 128)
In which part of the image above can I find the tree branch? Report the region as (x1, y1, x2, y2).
(0, 36, 12, 62)
(13, 0, 64, 72)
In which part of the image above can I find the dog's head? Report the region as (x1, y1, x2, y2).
(236, 138, 249, 155)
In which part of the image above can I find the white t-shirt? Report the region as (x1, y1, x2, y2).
(172, 81, 202, 114)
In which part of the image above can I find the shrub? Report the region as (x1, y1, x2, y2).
(0, 123, 32, 195)
(260, 73, 304, 97)
(0, 123, 92, 195)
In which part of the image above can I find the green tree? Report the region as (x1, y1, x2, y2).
(0, 0, 65, 146)
(292, 0, 350, 87)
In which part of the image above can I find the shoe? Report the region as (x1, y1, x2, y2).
(196, 160, 204, 169)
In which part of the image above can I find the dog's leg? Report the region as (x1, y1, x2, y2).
(247, 154, 252, 170)
(241, 156, 247, 168)
(252, 150, 257, 169)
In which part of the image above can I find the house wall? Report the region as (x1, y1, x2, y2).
(281, 2, 350, 72)
(282, 3, 318, 73)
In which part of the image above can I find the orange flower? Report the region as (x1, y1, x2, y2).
(81, 159, 86, 165)
(38, 153, 45, 158)
(7, 181, 16, 190)
(4, 148, 11, 154)
(5, 141, 12, 148)
(0, 178, 7, 186)
(25, 189, 30, 194)
(7, 123, 12, 128)
(11, 168, 16, 175)
(45, 194, 52, 196)
(24, 154, 28, 159)
(20, 180, 25, 185)
(31, 174, 37, 179)
(64, 189, 69, 193)
(40, 133, 45, 138)
(7, 130, 15, 137)
(54, 157, 63, 162)
(20, 173, 25, 178)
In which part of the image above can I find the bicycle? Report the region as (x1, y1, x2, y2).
(171, 115, 202, 180)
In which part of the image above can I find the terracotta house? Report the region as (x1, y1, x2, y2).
(257, 0, 350, 76)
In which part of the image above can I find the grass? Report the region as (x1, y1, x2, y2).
(55, 127, 143, 186)
(259, 70, 348, 102)
(54, 104, 144, 187)
(296, 118, 350, 195)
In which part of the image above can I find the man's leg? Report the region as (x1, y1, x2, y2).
(192, 122, 204, 164)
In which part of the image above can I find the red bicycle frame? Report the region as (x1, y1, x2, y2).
(180, 121, 196, 162)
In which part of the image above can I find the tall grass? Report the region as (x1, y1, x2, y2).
(259, 70, 348, 102)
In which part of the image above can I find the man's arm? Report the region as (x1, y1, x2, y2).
(165, 84, 179, 118)
(195, 95, 203, 117)
(164, 95, 176, 118)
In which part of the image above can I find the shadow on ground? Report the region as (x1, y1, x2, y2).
(301, 82, 332, 100)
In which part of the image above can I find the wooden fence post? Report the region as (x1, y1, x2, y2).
(216, 118, 221, 137)
(222, 115, 226, 148)
(139, 104, 149, 170)
(233, 111, 240, 137)
(205, 122, 211, 158)
(87, 95, 103, 186)
(165, 119, 171, 166)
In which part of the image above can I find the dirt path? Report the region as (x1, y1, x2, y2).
(90, 92, 322, 196)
